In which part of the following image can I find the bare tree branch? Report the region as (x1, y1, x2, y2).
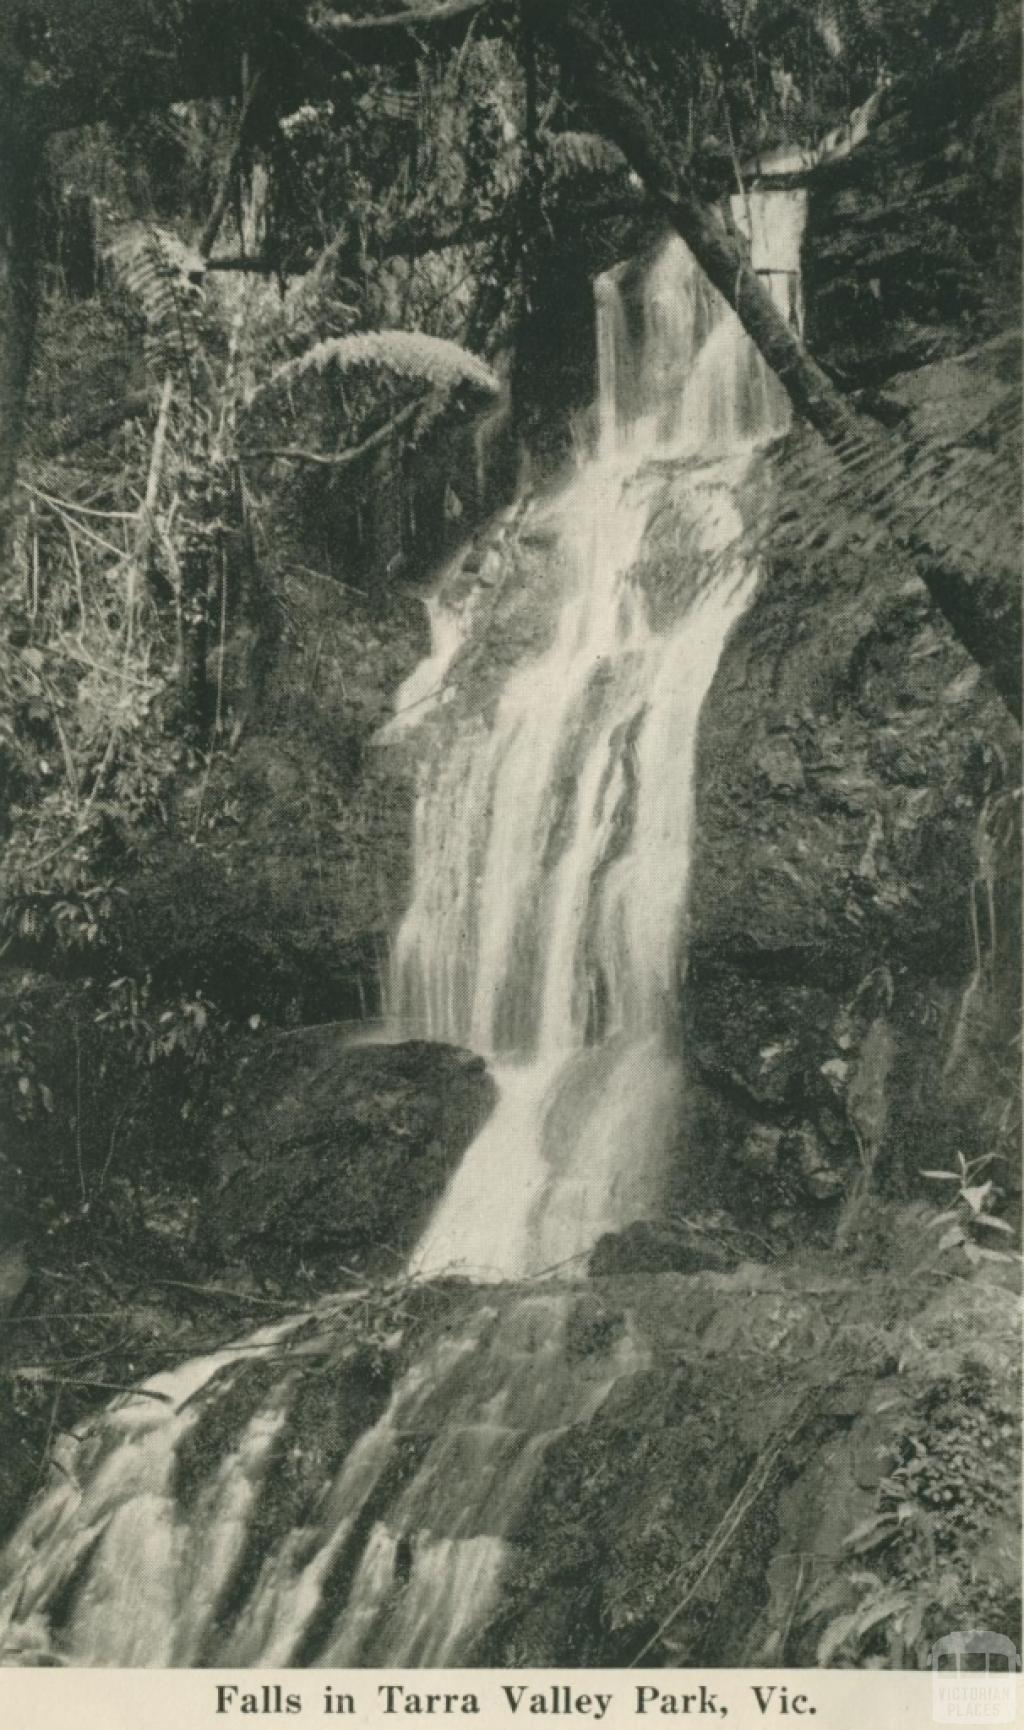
(198, 69, 264, 260)
(240, 394, 423, 468)
(317, 0, 500, 58)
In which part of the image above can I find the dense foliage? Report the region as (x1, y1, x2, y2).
(0, 0, 1018, 1630)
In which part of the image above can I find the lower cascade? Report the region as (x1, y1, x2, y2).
(0, 192, 806, 1667)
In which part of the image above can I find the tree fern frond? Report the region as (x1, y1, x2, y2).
(108, 223, 205, 385)
(255, 330, 500, 406)
(543, 130, 631, 184)
(776, 384, 1023, 575)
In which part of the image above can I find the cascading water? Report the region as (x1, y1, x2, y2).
(394, 194, 805, 1285)
(0, 191, 805, 1668)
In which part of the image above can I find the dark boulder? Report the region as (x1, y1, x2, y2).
(201, 1032, 496, 1282)
(589, 1218, 739, 1277)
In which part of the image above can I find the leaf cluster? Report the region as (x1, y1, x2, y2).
(810, 1356, 1020, 1666)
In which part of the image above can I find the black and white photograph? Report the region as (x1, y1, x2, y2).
(0, 0, 1020, 1708)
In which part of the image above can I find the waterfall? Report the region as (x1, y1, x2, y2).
(0, 192, 806, 1669)
(396, 196, 806, 1283)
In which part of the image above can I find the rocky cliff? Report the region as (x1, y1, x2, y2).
(679, 339, 1020, 1243)
(676, 41, 1021, 1236)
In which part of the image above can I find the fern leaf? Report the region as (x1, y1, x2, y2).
(109, 223, 206, 385)
(771, 377, 1022, 577)
(544, 130, 631, 184)
(256, 330, 500, 405)
(817, 1609, 861, 1665)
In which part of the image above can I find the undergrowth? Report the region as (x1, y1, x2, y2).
(809, 1357, 1021, 1666)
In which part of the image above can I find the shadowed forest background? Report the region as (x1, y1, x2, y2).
(0, 0, 1020, 1670)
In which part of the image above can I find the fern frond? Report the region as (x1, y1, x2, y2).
(256, 330, 500, 405)
(777, 383, 1022, 575)
(109, 223, 205, 385)
(543, 130, 631, 185)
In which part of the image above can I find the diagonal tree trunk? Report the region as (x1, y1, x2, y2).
(533, 0, 1021, 718)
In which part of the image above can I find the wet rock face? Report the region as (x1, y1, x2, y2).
(678, 348, 1020, 1237)
(201, 1033, 496, 1282)
(483, 1265, 1021, 1669)
(804, 10, 1020, 390)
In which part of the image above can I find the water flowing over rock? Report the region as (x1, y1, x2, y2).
(393, 200, 805, 1284)
(0, 193, 808, 1667)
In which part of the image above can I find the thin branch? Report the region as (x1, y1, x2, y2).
(128, 373, 174, 663)
(19, 483, 136, 522)
(145, 1278, 305, 1307)
(21, 488, 126, 560)
(97, 1098, 135, 1193)
(17, 1335, 135, 1372)
(240, 395, 423, 469)
(318, 0, 499, 54)
(719, 77, 753, 242)
(629, 1386, 824, 1667)
(141, 380, 175, 527)
(5, 1312, 149, 1323)
(5, 1370, 172, 1403)
(198, 70, 264, 260)
(205, 196, 649, 276)
(72, 1024, 87, 1207)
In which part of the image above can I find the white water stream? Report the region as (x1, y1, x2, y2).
(0, 192, 805, 1667)
(397, 195, 805, 1283)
